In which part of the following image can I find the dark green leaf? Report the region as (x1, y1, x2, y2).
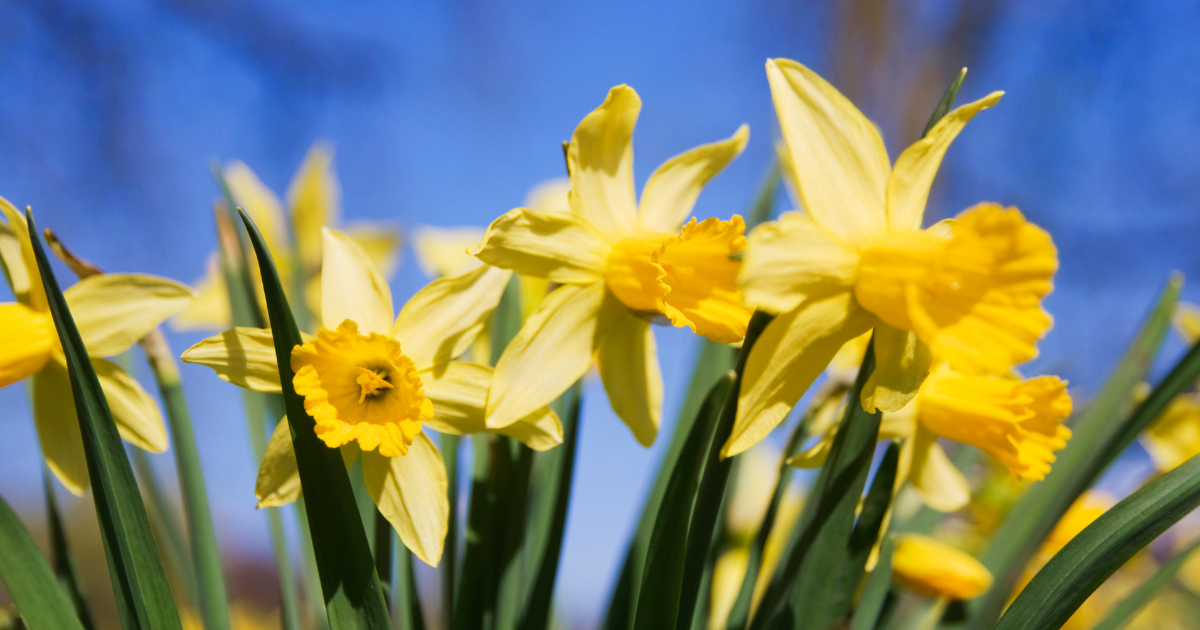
(393, 545, 427, 630)
(747, 338, 881, 630)
(829, 441, 900, 624)
(849, 536, 894, 630)
(26, 208, 181, 629)
(238, 208, 390, 629)
(130, 450, 197, 604)
(921, 68, 967, 139)
(1091, 540, 1200, 630)
(0, 491, 87, 630)
(994, 450, 1200, 630)
(970, 275, 1182, 628)
(42, 471, 95, 630)
(440, 432, 461, 629)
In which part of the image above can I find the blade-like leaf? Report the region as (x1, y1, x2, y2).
(994, 450, 1200, 630)
(26, 209, 182, 629)
(748, 338, 881, 630)
(970, 275, 1182, 627)
(829, 442, 900, 625)
(1091, 539, 1200, 630)
(440, 432, 461, 629)
(849, 536, 894, 630)
(239, 208, 391, 628)
(42, 471, 95, 630)
(393, 545, 427, 630)
(131, 450, 197, 604)
(0, 492, 87, 630)
(921, 68, 967, 139)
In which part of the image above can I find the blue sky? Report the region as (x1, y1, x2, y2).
(2, 0, 1199, 623)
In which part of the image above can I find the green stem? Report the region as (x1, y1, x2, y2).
(394, 545, 427, 630)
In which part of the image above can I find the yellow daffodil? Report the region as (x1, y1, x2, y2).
(726, 59, 1059, 458)
(892, 534, 993, 600)
(182, 228, 561, 565)
(173, 143, 402, 331)
(470, 85, 751, 444)
(0, 200, 195, 494)
(1141, 392, 1200, 472)
(1174, 301, 1200, 345)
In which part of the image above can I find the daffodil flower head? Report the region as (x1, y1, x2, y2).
(891, 534, 993, 600)
(292, 320, 434, 457)
(471, 84, 750, 443)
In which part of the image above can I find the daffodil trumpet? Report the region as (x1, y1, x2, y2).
(471, 84, 753, 446)
(726, 58, 1059, 459)
(182, 227, 562, 565)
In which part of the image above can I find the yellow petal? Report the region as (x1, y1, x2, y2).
(32, 363, 88, 496)
(0, 197, 47, 311)
(765, 59, 890, 246)
(413, 226, 485, 279)
(709, 549, 750, 630)
(94, 357, 168, 452)
(345, 223, 403, 279)
(567, 85, 641, 241)
(596, 309, 662, 447)
(886, 92, 1004, 231)
(1173, 301, 1200, 346)
(488, 281, 614, 429)
(419, 361, 563, 451)
(787, 435, 833, 469)
(906, 425, 970, 512)
(224, 161, 291, 262)
(65, 274, 196, 357)
(1140, 393, 1200, 472)
(392, 265, 513, 371)
(470, 208, 608, 283)
(892, 534, 992, 599)
(724, 291, 873, 458)
(288, 143, 340, 272)
(362, 436, 448, 567)
(255, 417, 361, 508)
(655, 217, 753, 344)
(0, 302, 53, 389)
(739, 212, 858, 315)
(524, 178, 572, 215)
(320, 228, 393, 335)
(638, 124, 750, 233)
(181, 327, 285, 393)
(170, 259, 232, 332)
(861, 323, 930, 413)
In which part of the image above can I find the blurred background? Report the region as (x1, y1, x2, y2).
(1, 0, 1199, 627)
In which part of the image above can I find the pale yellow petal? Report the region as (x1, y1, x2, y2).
(224, 161, 290, 258)
(413, 226, 485, 279)
(392, 265, 513, 370)
(488, 282, 615, 429)
(596, 309, 662, 447)
(765, 59, 890, 246)
(638, 125, 750, 233)
(786, 435, 833, 469)
(861, 323, 930, 413)
(170, 259, 231, 332)
(886, 92, 1004, 231)
(1173, 302, 1200, 346)
(567, 85, 641, 241)
(180, 327, 283, 393)
(0, 197, 46, 311)
(419, 361, 563, 451)
(362, 435, 448, 567)
(288, 143, 340, 271)
(65, 274, 196, 357)
(0, 302, 53, 389)
(32, 362, 88, 496)
(94, 357, 168, 453)
(524, 178, 572, 215)
(724, 291, 873, 458)
(740, 211, 859, 314)
(709, 549, 750, 630)
(320, 228, 393, 335)
(255, 417, 360, 508)
(344, 223, 403, 279)
(469, 209, 608, 283)
(907, 426, 970, 512)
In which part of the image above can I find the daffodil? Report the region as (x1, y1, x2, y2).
(726, 59, 1059, 458)
(470, 85, 751, 444)
(173, 143, 402, 331)
(182, 228, 562, 564)
(0, 200, 195, 494)
(891, 534, 993, 600)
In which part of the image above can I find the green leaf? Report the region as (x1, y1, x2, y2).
(994, 450, 1200, 630)
(238, 208, 391, 629)
(26, 208, 182, 629)
(393, 545, 427, 630)
(921, 68, 967, 139)
(41, 470, 95, 630)
(0, 492, 87, 630)
(632, 371, 737, 630)
(829, 441, 900, 625)
(969, 275, 1183, 628)
(131, 450, 197, 603)
(440, 432, 461, 629)
(747, 338, 881, 630)
(1091, 540, 1200, 630)
(849, 536, 894, 630)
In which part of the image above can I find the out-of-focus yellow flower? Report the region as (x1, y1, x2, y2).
(891, 534, 993, 600)
(182, 603, 278, 630)
(726, 60, 1059, 459)
(708, 547, 749, 630)
(1014, 491, 1115, 600)
(1141, 393, 1200, 472)
(0, 200, 194, 495)
(725, 443, 780, 542)
(173, 143, 402, 331)
(470, 85, 750, 445)
(1174, 301, 1200, 345)
(182, 228, 561, 565)
(1176, 542, 1200, 596)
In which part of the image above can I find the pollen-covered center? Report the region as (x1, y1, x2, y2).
(291, 319, 434, 457)
(601, 216, 753, 344)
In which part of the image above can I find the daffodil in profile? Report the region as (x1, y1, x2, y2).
(471, 85, 751, 444)
(725, 59, 1059, 458)
(892, 534, 993, 600)
(182, 228, 561, 564)
(0, 200, 195, 494)
(173, 143, 401, 331)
